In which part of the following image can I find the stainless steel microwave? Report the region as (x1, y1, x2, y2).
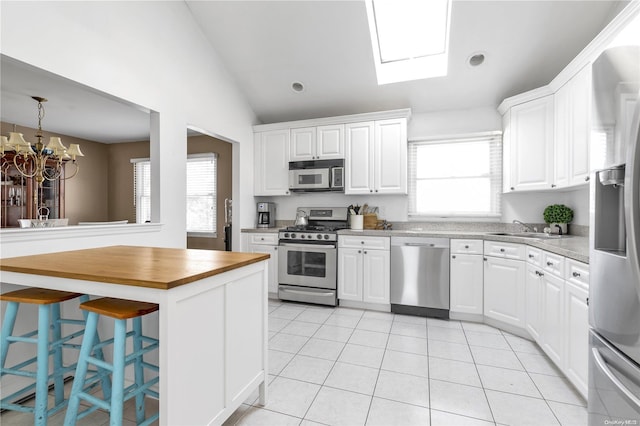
(289, 159, 344, 192)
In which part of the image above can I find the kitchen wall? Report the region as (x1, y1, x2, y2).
(259, 106, 591, 227)
(1, 1, 257, 253)
(1, 122, 110, 225)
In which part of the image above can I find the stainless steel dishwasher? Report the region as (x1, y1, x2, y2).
(390, 237, 450, 319)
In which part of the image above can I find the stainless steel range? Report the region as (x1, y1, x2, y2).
(278, 207, 348, 306)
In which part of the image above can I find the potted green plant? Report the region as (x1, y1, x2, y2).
(543, 204, 574, 235)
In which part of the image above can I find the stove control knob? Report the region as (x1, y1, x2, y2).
(324, 235, 330, 240)
(317, 234, 322, 240)
(291, 233, 296, 239)
(284, 233, 290, 238)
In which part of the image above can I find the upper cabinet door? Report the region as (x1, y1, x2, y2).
(254, 130, 290, 196)
(510, 95, 554, 191)
(316, 125, 344, 159)
(345, 121, 374, 194)
(290, 127, 316, 161)
(568, 65, 592, 186)
(374, 118, 407, 194)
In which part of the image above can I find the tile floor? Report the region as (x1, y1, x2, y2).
(1, 300, 587, 426)
(225, 300, 587, 426)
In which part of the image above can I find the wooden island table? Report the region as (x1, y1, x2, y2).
(0, 245, 270, 425)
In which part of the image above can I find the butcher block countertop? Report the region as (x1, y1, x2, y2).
(0, 245, 270, 290)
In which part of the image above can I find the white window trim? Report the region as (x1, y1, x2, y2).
(408, 131, 503, 221)
(131, 153, 219, 237)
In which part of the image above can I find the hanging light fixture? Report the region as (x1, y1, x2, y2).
(1, 96, 84, 187)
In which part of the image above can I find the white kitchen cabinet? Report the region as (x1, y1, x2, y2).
(505, 95, 555, 191)
(345, 118, 407, 195)
(525, 263, 543, 342)
(541, 271, 564, 365)
(483, 255, 526, 328)
(338, 236, 390, 305)
(290, 125, 344, 161)
(254, 130, 290, 196)
(555, 65, 592, 188)
(563, 259, 590, 398)
(450, 239, 483, 316)
(247, 233, 279, 295)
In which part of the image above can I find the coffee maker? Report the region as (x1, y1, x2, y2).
(257, 202, 276, 228)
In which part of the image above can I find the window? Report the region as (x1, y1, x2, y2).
(365, 0, 452, 85)
(132, 153, 218, 236)
(408, 133, 502, 218)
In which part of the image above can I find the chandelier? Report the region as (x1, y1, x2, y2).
(0, 96, 84, 187)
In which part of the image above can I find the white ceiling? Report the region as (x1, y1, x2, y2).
(0, 1, 627, 142)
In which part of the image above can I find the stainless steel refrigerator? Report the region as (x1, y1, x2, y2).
(589, 39, 640, 424)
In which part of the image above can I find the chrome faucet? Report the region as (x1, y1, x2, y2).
(513, 220, 537, 233)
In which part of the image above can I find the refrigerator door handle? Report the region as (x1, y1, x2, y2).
(593, 347, 640, 408)
(625, 98, 640, 291)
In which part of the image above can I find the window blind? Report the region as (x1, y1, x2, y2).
(408, 132, 502, 218)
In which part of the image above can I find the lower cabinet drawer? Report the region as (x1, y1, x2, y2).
(250, 233, 278, 245)
(451, 239, 483, 255)
(484, 241, 526, 260)
(542, 251, 565, 277)
(339, 236, 390, 250)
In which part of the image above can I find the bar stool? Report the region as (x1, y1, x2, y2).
(0, 288, 108, 426)
(64, 297, 160, 426)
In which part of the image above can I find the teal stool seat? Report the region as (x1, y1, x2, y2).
(64, 297, 160, 426)
(0, 288, 108, 426)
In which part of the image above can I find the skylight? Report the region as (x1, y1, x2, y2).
(365, 0, 452, 85)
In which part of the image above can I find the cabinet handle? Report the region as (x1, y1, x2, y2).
(500, 248, 505, 252)
(370, 189, 373, 193)
(375, 189, 379, 193)
(361, 241, 365, 244)
(585, 176, 590, 182)
(551, 184, 556, 188)
(510, 187, 515, 191)
(483, 257, 487, 261)
(260, 237, 264, 240)
(547, 261, 553, 266)
(364, 251, 367, 254)
(528, 254, 534, 258)
(274, 247, 277, 251)
(452, 255, 456, 259)
(464, 245, 469, 249)
(573, 271, 581, 277)
(358, 250, 362, 254)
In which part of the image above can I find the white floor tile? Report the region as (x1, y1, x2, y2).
(470, 345, 524, 371)
(305, 386, 371, 426)
(366, 397, 431, 426)
(462, 321, 503, 334)
(348, 329, 389, 349)
(486, 389, 560, 426)
(222, 403, 251, 426)
(362, 310, 394, 321)
(503, 333, 543, 355)
(268, 317, 290, 333)
(331, 307, 365, 318)
(299, 420, 327, 426)
(270, 306, 305, 320)
(279, 354, 335, 384)
(429, 379, 494, 422)
(476, 364, 542, 398)
(387, 334, 428, 356)
(260, 376, 320, 418)
(516, 351, 562, 376)
(280, 321, 321, 338)
(430, 409, 496, 426)
(427, 318, 463, 329)
(268, 349, 294, 375)
(373, 369, 429, 408)
(547, 400, 588, 426)
(429, 357, 482, 387)
(298, 337, 345, 361)
(313, 324, 354, 343)
(428, 339, 474, 362)
(529, 373, 586, 406)
(324, 362, 380, 395)
(295, 310, 332, 324)
(356, 318, 393, 333)
(236, 406, 301, 426)
(324, 314, 361, 328)
(269, 333, 310, 353)
(381, 349, 429, 378)
(390, 322, 427, 338)
(338, 344, 385, 369)
(464, 330, 511, 350)
(393, 314, 427, 326)
(427, 326, 468, 344)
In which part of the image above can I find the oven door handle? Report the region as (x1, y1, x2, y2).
(279, 243, 336, 249)
(280, 288, 335, 297)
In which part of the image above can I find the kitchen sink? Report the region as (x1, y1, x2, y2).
(489, 232, 568, 239)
